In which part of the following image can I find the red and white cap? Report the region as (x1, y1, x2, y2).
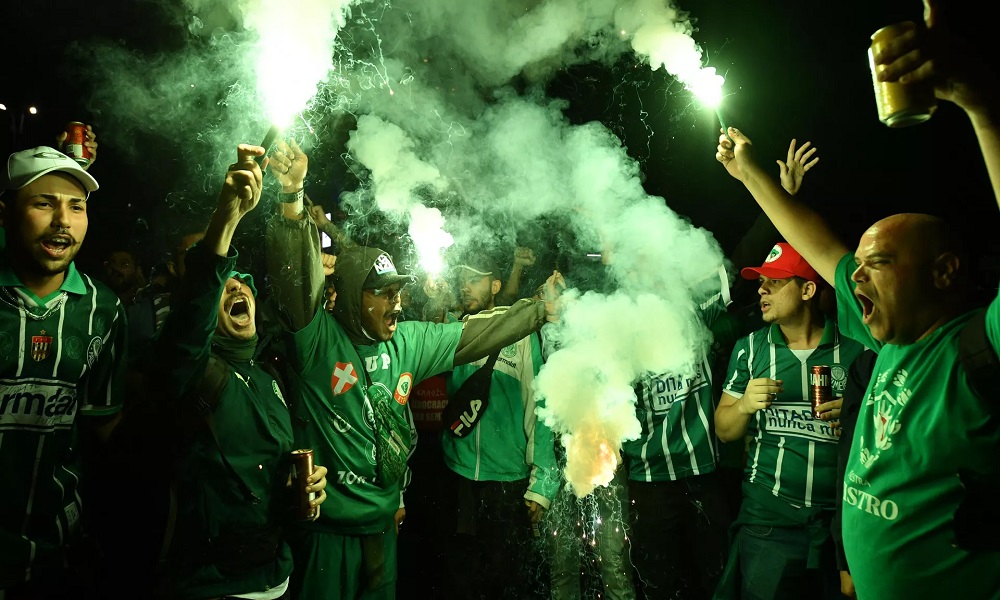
(740, 242, 819, 282)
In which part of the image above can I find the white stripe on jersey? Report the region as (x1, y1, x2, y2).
(804, 441, 816, 507)
(25, 536, 35, 582)
(21, 437, 46, 536)
(52, 466, 66, 545)
(772, 436, 786, 496)
(86, 275, 97, 335)
(17, 304, 26, 376)
(51, 300, 66, 377)
(679, 408, 697, 476)
(693, 354, 714, 469)
(747, 332, 763, 484)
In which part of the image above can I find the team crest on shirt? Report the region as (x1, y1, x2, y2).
(31, 332, 53, 362)
(501, 344, 517, 359)
(0, 332, 13, 360)
(65, 337, 83, 360)
(331, 361, 359, 396)
(858, 368, 911, 469)
(831, 364, 848, 393)
(86, 336, 103, 369)
(394, 373, 413, 405)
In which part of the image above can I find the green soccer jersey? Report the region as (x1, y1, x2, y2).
(723, 319, 864, 509)
(155, 245, 294, 600)
(0, 255, 126, 587)
(442, 331, 560, 508)
(624, 267, 733, 482)
(286, 310, 463, 535)
(834, 253, 1000, 599)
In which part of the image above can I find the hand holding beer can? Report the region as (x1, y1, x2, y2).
(64, 122, 94, 167)
(869, 22, 937, 127)
(290, 448, 318, 520)
(810, 365, 833, 419)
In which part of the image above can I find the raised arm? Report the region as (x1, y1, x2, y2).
(875, 0, 1000, 208)
(264, 139, 326, 332)
(716, 130, 848, 287)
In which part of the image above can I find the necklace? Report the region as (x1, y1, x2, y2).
(0, 287, 68, 321)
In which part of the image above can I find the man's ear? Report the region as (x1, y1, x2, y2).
(801, 280, 818, 301)
(491, 278, 502, 295)
(932, 252, 961, 289)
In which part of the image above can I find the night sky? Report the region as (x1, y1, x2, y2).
(3, 0, 998, 289)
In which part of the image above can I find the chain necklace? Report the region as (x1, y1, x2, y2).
(0, 286, 68, 321)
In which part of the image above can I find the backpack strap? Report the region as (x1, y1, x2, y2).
(193, 355, 262, 505)
(958, 309, 997, 401)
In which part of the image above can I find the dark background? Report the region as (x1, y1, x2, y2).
(2, 0, 998, 291)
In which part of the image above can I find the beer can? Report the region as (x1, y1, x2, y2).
(64, 122, 93, 167)
(290, 448, 318, 521)
(869, 22, 937, 127)
(809, 365, 833, 419)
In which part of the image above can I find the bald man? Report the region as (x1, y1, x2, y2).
(713, 3, 1000, 598)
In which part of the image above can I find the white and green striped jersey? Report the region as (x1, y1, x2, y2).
(0, 259, 127, 587)
(624, 267, 733, 482)
(723, 320, 864, 508)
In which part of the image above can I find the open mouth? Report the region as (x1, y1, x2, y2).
(760, 301, 771, 313)
(229, 297, 252, 326)
(40, 236, 73, 258)
(385, 310, 401, 331)
(855, 291, 875, 323)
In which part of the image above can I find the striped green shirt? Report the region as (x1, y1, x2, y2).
(0, 256, 127, 586)
(723, 320, 863, 508)
(624, 267, 732, 482)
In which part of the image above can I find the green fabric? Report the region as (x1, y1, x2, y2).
(834, 252, 1000, 600)
(227, 269, 258, 298)
(155, 244, 294, 599)
(212, 332, 258, 362)
(289, 529, 397, 600)
(625, 267, 732, 482)
(287, 310, 463, 536)
(713, 481, 833, 600)
(722, 319, 864, 508)
(442, 331, 560, 508)
(0, 248, 127, 588)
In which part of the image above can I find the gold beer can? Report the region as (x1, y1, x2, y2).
(869, 22, 937, 127)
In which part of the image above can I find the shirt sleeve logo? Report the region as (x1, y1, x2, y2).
(394, 373, 413, 405)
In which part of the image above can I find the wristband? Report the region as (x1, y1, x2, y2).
(279, 188, 304, 204)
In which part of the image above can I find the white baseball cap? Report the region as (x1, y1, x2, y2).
(2, 146, 99, 197)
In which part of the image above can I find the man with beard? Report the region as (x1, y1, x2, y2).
(0, 147, 126, 598)
(713, 3, 1000, 596)
(142, 143, 329, 600)
(440, 254, 559, 599)
(102, 248, 144, 306)
(713, 244, 863, 599)
(264, 140, 563, 600)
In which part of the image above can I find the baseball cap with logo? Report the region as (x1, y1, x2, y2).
(2, 146, 99, 197)
(362, 250, 416, 290)
(740, 242, 819, 282)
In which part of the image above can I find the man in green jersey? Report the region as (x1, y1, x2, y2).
(264, 141, 562, 599)
(714, 3, 1000, 597)
(148, 143, 328, 600)
(625, 265, 734, 600)
(440, 254, 559, 599)
(714, 244, 863, 599)
(0, 147, 126, 597)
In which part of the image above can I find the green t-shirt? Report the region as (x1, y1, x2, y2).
(724, 319, 864, 509)
(0, 255, 127, 587)
(287, 311, 463, 534)
(442, 331, 560, 507)
(835, 252, 1000, 599)
(624, 267, 733, 482)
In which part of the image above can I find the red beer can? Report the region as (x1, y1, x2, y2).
(809, 365, 833, 419)
(64, 122, 93, 167)
(290, 448, 317, 520)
